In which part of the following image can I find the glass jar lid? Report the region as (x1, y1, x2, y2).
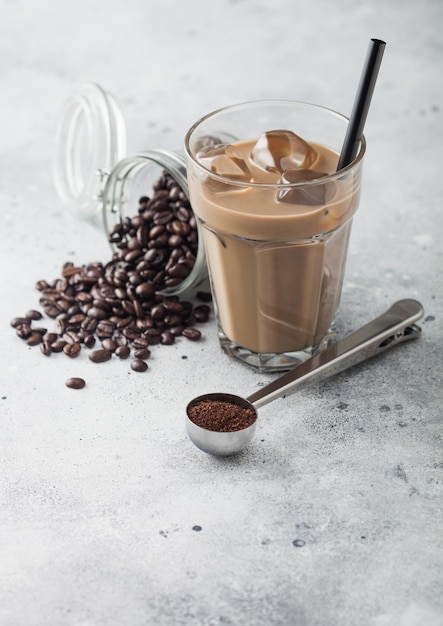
(53, 82, 127, 220)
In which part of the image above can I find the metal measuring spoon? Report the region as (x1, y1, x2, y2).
(186, 299, 424, 456)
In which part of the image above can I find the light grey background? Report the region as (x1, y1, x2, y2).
(1, 1, 442, 625)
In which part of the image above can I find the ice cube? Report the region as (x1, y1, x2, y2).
(194, 134, 234, 151)
(250, 130, 318, 174)
(196, 144, 251, 181)
(278, 168, 336, 205)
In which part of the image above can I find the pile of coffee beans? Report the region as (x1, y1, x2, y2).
(108, 171, 198, 292)
(187, 400, 256, 432)
(10, 171, 212, 381)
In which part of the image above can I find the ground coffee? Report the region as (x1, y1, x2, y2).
(188, 399, 256, 432)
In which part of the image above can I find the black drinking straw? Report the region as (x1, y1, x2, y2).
(337, 38, 386, 171)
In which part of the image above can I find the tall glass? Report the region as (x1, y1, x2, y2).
(185, 101, 365, 372)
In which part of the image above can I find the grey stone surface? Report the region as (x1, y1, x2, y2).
(0, 1, 442, 625)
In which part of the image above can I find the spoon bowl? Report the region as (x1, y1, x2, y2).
(186, 393, 257, 456)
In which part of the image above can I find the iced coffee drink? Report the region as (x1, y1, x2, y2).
(185, 101, 365, 371)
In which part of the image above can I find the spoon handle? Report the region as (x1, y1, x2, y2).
(246, 299, 424, 409)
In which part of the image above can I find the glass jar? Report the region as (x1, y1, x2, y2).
(53, 82, 207, 296)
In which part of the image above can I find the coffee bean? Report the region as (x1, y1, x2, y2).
(131, 359, 148, 372)
(171, 220, 190, 236)
(168, 264, 190, 278)
(51, 340, 67, 353)
(133, 348, 151, 359)
(115, 317, 131, 330)
(132, 336, 149, 349)
(169, 325, 184, 336)
(135, 282, 155, 299)
(197, 291, 212, 302)
(161, 331, 175, 345)
(10, 316, 29, 328)
(27, 333, 43, 346)
(164, 313, 182, 327)
(35, 279, 50, 291)
(194, 306, 210, 323)
(83, 334, 96, 348)
(114, 333, 127, 346)
(123, 327, 141, 341)
(122, 300, 136, 316)
(182, 328, 201, 341)
(68, 313, 86, 325)
(57, 298, 71, 312)
(168, 234, 183, 248)
(87, 306, 108, 320)
(40, 341, 52, 356)
(32, 327, 48, 336)
(96, 320, 115, 337)
(63, 331, 80, 344)
(177, 206, 190, 221)
(144, 328, 161, 339)
(43, 332, 58, 344)
(101, 338, 117, 352)
(53, 318, 67, 335)
(26, 309, 42, 321)
(125, 249, 143, 263)
(153, 211, 173, 225)
(151, 304, 165, 320)
(65, 377, 86, 389)
(43, 304, 61, 318)
(89, 349, 112, 363)
(81, 317, 97, 332)
(77, 292, 93, 304)
(16, 324, 32, 339)
(62, 265, 83, 278)
(163, 300, 183, 314)
(115, 345, 131, 359)
(63, 342, 81, 358)
(133, 300, 144, 319)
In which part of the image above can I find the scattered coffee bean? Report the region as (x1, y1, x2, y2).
(169, 325, 184, 337)
(182, 328, 201, 341)
(65, 377, 86, 390)
(194, 306, 210, 323)
(27, 333, 43, 346)
(43, 332, 58, 344)
(133, 348, 151, 360)
(26, 309, 42, 321)
(161, 331, 175, 345)
(131, 358, 148, 372)
(63, 342, 81, 358)
(10, 317, 29, 328)
(101, 338, 118, 352)
(40, 341, 52, 356)
(32, 327, 48, 335)
(132, 336, 149, 349)
(197, 291, 212, 302)
(83, 334, 96, 348)
(51, 340, 67, 353)
(16, 323, 32, 339)
(89, 349, 112, 363)
(115, 345, 131, 359)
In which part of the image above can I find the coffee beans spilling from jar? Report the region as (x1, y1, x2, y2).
(108, 171, 198, 292)
(10, 171, 211, 378)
